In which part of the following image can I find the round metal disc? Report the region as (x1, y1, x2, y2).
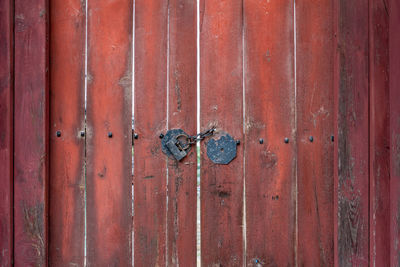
(206, 133, 237, 164)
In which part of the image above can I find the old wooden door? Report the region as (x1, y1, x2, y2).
(1, 0, 400, 266)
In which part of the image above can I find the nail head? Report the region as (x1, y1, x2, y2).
(284, 137, 289, 143)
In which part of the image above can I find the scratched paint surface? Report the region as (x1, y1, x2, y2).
(0, 0, 13, 265)
(296, 0, 335, 265)
(200, 1, 244, 266)
(86, 0, 133, 265)
(167, 0, 198, 266)
(13, 0, 49, 265)
(335, 0, 370, 266)
(390, 0, 400, 266)
(369, 0, 390, 265)
(49, 0, 86, 265)
(134, 1, 168, 266)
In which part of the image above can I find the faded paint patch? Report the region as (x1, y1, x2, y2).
(22, 201, 45, 267)
(394, 133, 400, 177)
(260, 150, 277, 169)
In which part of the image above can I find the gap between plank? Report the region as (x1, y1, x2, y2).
(196, 0, 201, 265)
(293, 0, 298, 265)
(84, 0, 88, 265)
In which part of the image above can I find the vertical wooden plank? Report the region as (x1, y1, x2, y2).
(167, 0, 197, 266)
(200, 1, 243, 266)
(244, 0, 295, 266)
(86, 0, 133, 265)
(14, 0, 49, 265)
(335, 0, 369, 265)
(296, 0, 334, 266)
(49, 0, 86, 265)
(0, 0, 13, 265)
(390, 0, 400, 265)
(369, 0, 390, 265)
(134, 1, 168, 266)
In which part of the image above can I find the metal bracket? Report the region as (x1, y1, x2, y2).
(206, 132, 237, 164)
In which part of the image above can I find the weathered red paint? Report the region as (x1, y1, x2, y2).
(369, 0, 390, 265)
(5, 1, 400, 265)
(0, 0, 13, 265)
(49, 0, 86, 265)
(296, 0, 334, 265)
(134, 1, 168, 266)
(13, 0, 49, 265)
(86, 0, 133, 265)
(244, 0, 295, 266)
(200, 1, 244, 265)
(335, 0, 370, 265)
(390, 0, 400, 265)
(167, 0, 197, 266)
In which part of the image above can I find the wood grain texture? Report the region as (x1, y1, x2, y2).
(134, 1, 168, 266)
(335, 0, 369, 265)
(200, 1, 244, 265)
(0, 0, 13, 265)
(296, 0, 334, 265)
(13, 0, 49, 265)
(390, 0, 400, 265)
(167, 0, 197, 266)
(244, 0, 295, 266)
(369, 0, 390, 265)
(86, 0, 133, 265)
(49, 0, 86, 265)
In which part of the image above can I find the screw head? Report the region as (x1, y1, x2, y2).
(56, 131, 61, 137)
(259, 138, 264, 144)
(80, 131, 85, 137)
(309, 136, 314, 142)
(108, 132, 113, 138)
(159, 133, 164, 139)
(284, 137, 289, 143)
(134, 133, 139, 139)
(236, 140, 240, 145)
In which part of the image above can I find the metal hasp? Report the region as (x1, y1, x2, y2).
(206, 132, 237, 164)
(161, 129, 191, 161)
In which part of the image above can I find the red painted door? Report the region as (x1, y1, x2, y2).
(2, 0, 400, 266)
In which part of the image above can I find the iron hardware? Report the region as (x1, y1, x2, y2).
(161, 127, 216, 161)
(206, 132, 237, 164)
(161, 129, 192, 161)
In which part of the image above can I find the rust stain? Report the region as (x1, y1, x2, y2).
(174, 70, 182, 111)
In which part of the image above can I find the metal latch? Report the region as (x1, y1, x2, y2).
(161, 128, 215, 161)
(161, 127, 237, 164)
(206, 132, 237, 164)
